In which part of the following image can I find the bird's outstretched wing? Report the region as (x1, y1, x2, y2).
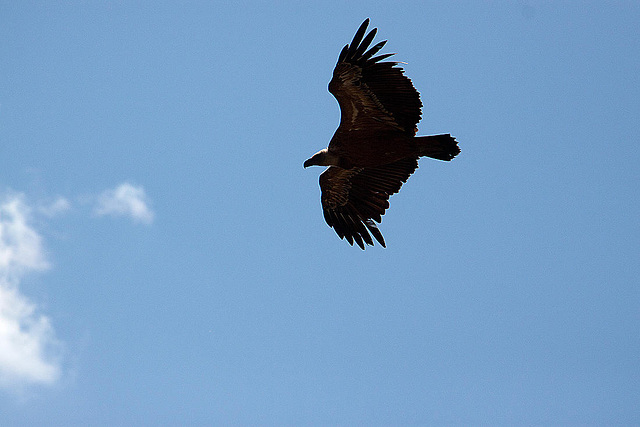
(329, 18, 422, 136)
(319, 157, 419, 249)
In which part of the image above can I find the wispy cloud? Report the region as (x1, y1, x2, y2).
(94, 183, 154, 225)
(37, 197, 71, 218)
(0, 194, 62, 391)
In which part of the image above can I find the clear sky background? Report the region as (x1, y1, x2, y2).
(1, 1, 638, 425)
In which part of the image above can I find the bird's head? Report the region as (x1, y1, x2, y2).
(303, 149, 327, 168)
(304, 149, 341, 168)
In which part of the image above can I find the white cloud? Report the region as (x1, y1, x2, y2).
(94, 183, 154, 225)
(0, 196, 49, 279)
(0, 195, 62, 390)
(0, 286, 61, 388)
(0, 183, 153, 393)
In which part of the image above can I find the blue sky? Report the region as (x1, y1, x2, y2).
(1, 1, 639, 425)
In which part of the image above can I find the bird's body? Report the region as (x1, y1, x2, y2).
(304, 19, 460, 249)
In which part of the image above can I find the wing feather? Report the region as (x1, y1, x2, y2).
(345, 18, 370, 60)
(319, 157, 419, 249)
(352, 28, 377, 60)
(360, 40, 387, 62)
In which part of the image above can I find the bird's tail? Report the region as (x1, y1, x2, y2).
(415, 134, 460, 161)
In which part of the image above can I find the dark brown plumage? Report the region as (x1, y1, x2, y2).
(304, 19, 460, 249)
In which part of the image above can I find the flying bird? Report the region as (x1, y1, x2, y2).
(304, 18, 460, 249)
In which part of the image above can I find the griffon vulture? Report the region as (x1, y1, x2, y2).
(304, 19, 460, 249)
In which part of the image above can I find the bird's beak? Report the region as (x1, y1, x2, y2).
(303, 159, 312, 168)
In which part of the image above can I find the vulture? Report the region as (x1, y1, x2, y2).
(304, 18, 460, 249)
